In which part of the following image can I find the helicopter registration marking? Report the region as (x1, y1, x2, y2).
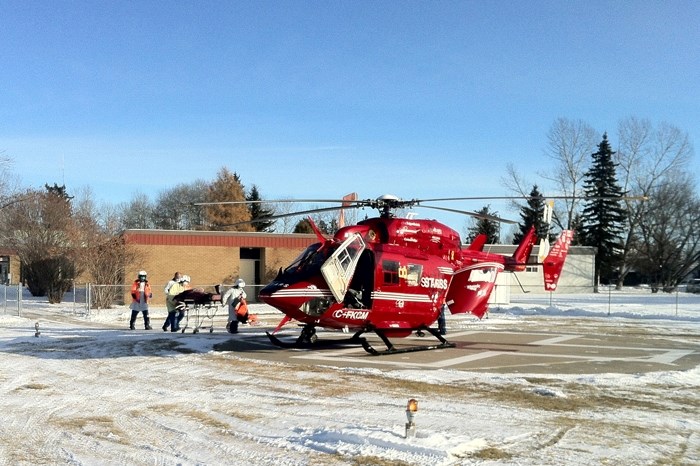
(420, 277, 449, 289)
(333, 309, 369, 320)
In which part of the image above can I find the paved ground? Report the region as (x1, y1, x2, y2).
(214, 325, 700, 375)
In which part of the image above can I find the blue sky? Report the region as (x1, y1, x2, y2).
(1, 0, 698, 230)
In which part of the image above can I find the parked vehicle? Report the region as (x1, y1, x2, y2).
(685, 279, 700, 293)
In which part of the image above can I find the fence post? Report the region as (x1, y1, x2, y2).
(17, 283, 22, 317)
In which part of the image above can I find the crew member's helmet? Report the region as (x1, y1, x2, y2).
(180, 275, 191, 283)
(138, 270, 147, 281)
(234, 278, 245, 288)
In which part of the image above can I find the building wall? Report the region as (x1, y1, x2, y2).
(0, 249, 20, 285)
(509, 252, 595, 294)
(127, 244, 241, 305)
(123, 230, 318, 305)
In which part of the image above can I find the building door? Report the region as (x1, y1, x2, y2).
(0, 256, 9, 285)
(240, 248, 261, 303)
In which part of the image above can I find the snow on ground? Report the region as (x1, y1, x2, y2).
(0, 288, 699, 465)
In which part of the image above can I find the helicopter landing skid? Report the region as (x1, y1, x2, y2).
(362, 327, 455, 356)
(265, 327, 366, 350)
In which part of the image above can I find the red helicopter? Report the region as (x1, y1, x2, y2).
(250, 194, 574, 355)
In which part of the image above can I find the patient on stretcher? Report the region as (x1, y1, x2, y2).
(173, 287, 222, 305)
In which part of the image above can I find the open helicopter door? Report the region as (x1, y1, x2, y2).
(445, 263, 505, 319)
(321, 233, 366, 302)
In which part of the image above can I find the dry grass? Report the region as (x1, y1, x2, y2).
(54, 415, 129, 445)
(346, 455, 414, 466)
(148, 402, 260, 427)
(470, 446, 513, 460)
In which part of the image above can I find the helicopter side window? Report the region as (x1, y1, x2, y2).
(406, 264, 423, 286)
(382, 260, 400, 285)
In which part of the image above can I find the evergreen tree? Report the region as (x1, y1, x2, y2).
(579, 133, 627, 289)
(466, 205, 501, 244)
(246, 184, 276, 232)
(204, 167, 253, 231)
(512, 185, 552, 244)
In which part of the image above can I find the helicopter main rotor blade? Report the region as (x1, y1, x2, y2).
(219, 204, 368, 227)
(418, 195, 648, 203)
(419, 205, 518, 224)
(193, 198, 365, 206)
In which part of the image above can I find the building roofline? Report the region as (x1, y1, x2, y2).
(121, 229, 318, 248)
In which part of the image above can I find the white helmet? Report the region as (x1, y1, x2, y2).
(138, 270, 147, 276)
(180, 275, 191, 283)
(234, 278, 245, 288)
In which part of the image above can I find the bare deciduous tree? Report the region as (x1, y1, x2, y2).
(118, 193, 155, 230)
(634, 175, 700, 291)
(615, 117, 694, 286)
(73, 191, 141, 308)
(541, 118, 598, 230)
(152, 180, 209, 230)
(1, 187, 79, 303)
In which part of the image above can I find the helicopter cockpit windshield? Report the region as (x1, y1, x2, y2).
(282, 242, 331, 279)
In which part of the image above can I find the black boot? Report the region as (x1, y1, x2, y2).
(129, 310, 137, 330)
(228, 321, 238, 334)
(143, 311, 152, 330)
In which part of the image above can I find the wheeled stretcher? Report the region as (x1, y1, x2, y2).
(173, 288, 223, 333)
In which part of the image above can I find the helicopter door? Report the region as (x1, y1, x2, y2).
(321, 233, 366, 302)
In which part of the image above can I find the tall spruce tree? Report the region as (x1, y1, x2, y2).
(466, 205, 501, 244)
(246, 184, 276, 232)
(579, 133, 627, 289)
(512, 185, 551, 244)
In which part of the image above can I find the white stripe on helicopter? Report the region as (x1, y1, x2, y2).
(437, 267, 454, 275)
(270, 289, 334, 298)
(371, 291, 433, 303)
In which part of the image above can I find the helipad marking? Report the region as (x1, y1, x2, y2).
(531, 335, 579, 345)
(288, 331, 699, 369)
(645, 349, 695, 365)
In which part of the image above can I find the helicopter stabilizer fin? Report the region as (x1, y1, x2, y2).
(510, 226, 538, 271)
(467, 234, 488, 251)
(543, 230, 574, 291)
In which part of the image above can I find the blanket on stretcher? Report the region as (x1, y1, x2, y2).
(174, 289, 222, 305)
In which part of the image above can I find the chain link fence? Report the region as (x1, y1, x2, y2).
(0, 284, 22, 316)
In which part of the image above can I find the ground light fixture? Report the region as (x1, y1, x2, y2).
(34, 322, 40, 337)
(405, 398, 418, 438)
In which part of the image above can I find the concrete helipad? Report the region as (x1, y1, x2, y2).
(214, 327, 700, 374)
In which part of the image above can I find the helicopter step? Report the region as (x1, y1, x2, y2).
(361, 327, 456, 356)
